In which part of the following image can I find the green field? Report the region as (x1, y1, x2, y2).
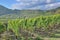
(0, 14, 60, 40)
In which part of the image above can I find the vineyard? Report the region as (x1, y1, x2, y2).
(0, 14, 60, 40)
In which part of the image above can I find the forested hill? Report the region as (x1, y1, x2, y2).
(0, 5, 60, 19)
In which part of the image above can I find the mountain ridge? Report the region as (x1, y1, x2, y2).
(0, 5, 60, 19)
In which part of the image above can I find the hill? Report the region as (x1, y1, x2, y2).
(0, 5, 60, 19)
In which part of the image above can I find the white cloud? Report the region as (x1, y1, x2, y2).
(16, 0, 40, 2)
(16, 0, 20, 2)
(11, 0, 41, 9)
(11, 0, 60, 10)
(46, 0, 51, 3)
(44, 2, 60, 10)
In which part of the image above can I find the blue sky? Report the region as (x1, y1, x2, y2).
(0, 0, 60, 10)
